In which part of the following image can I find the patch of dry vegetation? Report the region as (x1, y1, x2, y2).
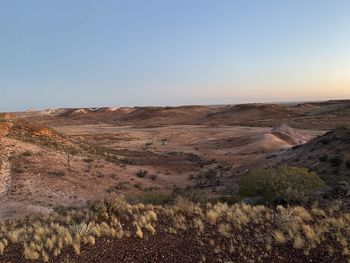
(0, 195, 349, 261)
(239, 166, 326, 205)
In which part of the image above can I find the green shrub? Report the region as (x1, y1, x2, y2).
(239, 166, 325, 205)
(83, 157, 94, 163)
(49, 170, 65, 177)
(22, 150, 33, 157)
(136, 170, 148, 178)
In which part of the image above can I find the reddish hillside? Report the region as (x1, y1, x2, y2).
(11, 100, 350, 129)
(203, 103, 300, 125)
(0, 113, 16, 119)
(55, 108, 94, 117)
(275, 127, 350, 185)
(271, 123, 312, 146)
(117, 105, 212, 125)
(290, 100, 350, 117)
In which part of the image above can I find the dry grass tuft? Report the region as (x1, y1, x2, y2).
(0, 195, 349, 261)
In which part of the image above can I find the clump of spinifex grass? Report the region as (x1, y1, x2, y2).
(0, 195, 349, 261)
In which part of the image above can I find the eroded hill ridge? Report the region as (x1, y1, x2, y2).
(276, 126, 350, 185)
(271, 123, 311, 146)
(10, 99, 349, 129)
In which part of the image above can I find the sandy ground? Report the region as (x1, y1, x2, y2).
(55, 124, 322, 163)
(55, 124, 320, 150)
(0, 123, 323, 220)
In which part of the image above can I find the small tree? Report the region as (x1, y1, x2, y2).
(190, 168, 221, 188)
(239, 166, 325, 205)
(61, 147, 78, 167)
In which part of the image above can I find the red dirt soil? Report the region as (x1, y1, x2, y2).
(1, 228, 346, 263)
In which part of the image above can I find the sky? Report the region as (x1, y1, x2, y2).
(1, 0, 350, 111)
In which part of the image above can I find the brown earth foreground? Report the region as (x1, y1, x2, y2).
(2, 231, 344, 263)
(0, 197, 349, 263)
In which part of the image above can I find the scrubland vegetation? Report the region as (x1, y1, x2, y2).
(239, 166, 326, 205)
(0, 195, 349, 262)
(1, 103, 350, 261)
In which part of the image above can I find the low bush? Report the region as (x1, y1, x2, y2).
(136, 170, 148, 178)
(189, 168, 221, 188)
(49, 170, 65, 177)
(83, 157, 94, 163)
(22, 150, 33, 157)
(239, 166, 325, 205)
(0, 196, 349, 262)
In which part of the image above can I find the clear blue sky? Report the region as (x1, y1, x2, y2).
(1, 0, 350, 111)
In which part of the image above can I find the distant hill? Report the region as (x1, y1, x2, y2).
(203, 103, 300, 125)
(118, 105, 211, 125)
(10, 99, 350, 129)
(0, 113, 16, 120)
(291, 100, 350, 117)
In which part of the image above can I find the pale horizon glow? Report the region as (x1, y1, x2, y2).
(1, 0, 350, 112)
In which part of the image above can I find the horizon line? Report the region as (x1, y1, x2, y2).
(6, 98, 350, 114)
